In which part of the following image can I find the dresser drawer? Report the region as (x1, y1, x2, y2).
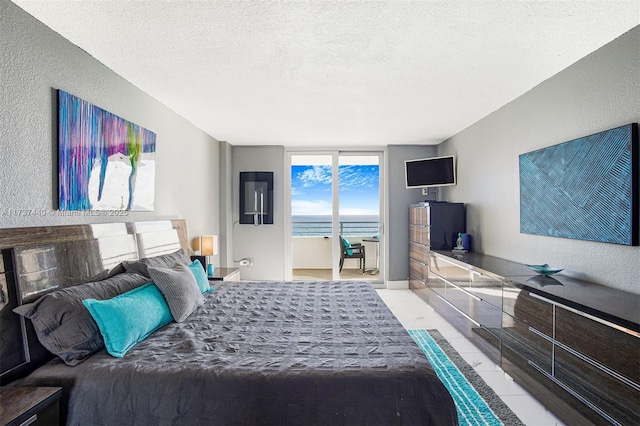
(464, 274, 503, 309)
(503, 288, 553, 337)
(555, 346, 640, 426)
(409, 224, 429, 245)
(409, 242, 428, 263)
(409, 257, 428, 281)
(443, 281, 474, 318)
(409, 276, 426, 288)
(426, 288, 501, 364)
(409, 207, 428, 226)
(555, 306, 640, 386)
(430, 256, 471, 283)
(430, 253, 503, 308)
(425, 272, 447, 298)
(501, 315, 553, 374)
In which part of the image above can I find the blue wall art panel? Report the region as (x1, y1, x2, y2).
(58, 90, 156, 211)
(520, 124, 638, 246)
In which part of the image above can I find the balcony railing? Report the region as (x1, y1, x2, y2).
(293, 221, 379, 237)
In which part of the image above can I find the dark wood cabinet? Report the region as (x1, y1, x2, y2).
(409, 230, 640, 426)
(408, 203, 502, 364)
(511, 293, 640, 426)
(0, 387, 61, 426)
(408, 204, 430, 288)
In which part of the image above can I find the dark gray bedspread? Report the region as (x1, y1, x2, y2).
(17, 281, 458, 425)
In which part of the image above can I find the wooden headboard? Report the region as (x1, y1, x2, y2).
(0, 219, 189, 385)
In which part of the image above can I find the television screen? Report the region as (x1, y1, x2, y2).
(405, 155, 456, 188)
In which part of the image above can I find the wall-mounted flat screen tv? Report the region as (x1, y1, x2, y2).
(405, 155, 456, 188)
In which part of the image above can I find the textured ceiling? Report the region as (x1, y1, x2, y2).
(12, 1, 640, 147)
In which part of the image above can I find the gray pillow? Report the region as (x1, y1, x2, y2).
(148, 263, 204, 322)
(13, 272, 150, 366)
(123, 249, 191, 278)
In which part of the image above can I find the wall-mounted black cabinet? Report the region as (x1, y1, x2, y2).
(239, 172, 273, 225)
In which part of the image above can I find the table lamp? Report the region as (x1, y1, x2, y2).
(199, 235, 218, 276)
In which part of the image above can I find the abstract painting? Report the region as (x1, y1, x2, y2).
(58, 90, 156, 211)
(520, 124, 638, 246)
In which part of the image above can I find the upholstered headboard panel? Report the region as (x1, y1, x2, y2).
(131, 221, 183, 259)
(0, 219, 189, 384)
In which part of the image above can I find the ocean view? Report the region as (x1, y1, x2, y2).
(292, 215, 379, 236)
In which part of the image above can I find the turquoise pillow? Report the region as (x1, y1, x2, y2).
(187, 260, 213, 294)
(82, 283, 172, 358)
(341, 237, 353, 255)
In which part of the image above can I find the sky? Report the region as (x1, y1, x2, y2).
(291, 164, 379, 216)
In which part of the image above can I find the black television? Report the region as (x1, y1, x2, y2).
(405, 155, 456, 188)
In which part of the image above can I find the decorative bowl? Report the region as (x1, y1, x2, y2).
(526, 263, 563, 275)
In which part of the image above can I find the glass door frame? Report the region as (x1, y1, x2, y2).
(285, 149, 385, 284)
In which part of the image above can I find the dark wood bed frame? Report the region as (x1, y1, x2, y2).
(0, 220, 189, 385)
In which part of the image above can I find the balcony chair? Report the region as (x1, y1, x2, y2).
(339, 236, 366, 274)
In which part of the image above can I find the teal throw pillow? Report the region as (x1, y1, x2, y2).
(341, 237, 353, 255)
(187, 260, 213, 294)
(82, 283, 172, 358)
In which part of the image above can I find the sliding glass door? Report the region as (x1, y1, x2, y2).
(289, 154, 335, 281)
(286, 151, 383, 284)
(338, 154, 381, 281)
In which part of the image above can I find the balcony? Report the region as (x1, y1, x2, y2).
(292, 220, 379, 281)
(292, 220, 379, 237)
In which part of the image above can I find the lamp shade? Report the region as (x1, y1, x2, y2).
(200, 235, 217, 256)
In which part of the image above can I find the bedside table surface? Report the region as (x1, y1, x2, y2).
(208, 267, 240, 281)
(0, 387, 61, 425)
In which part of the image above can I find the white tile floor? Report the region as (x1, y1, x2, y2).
(376, 289, 565, 426)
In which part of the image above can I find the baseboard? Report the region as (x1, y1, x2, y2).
(386, 280, 409, 290)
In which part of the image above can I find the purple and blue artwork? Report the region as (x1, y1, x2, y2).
(58, 90, 156, 211)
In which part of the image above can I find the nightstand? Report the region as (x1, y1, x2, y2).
(207, 267, 241, 281)
(0, 387, 61, 426)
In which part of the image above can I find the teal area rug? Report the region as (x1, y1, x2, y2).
(409, 329, 524, 426)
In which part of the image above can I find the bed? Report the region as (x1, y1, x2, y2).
(0, 220, 458, 425)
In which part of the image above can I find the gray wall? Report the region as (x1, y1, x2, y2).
(232, 146, 286, 280)
(218, 141, 234, 267)
(386, 145, 437, 281)
(439, 26, 640, 293)
(0, 0, 220, 247)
